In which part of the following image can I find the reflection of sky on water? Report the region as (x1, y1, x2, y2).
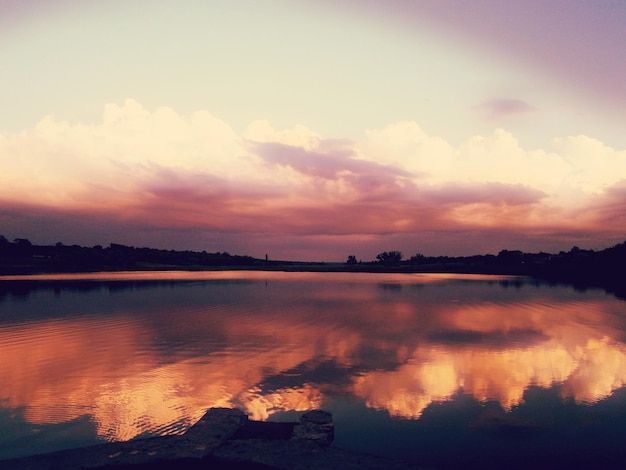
(1, 272, 626, 460)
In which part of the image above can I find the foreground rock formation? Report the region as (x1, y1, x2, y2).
(1, 408, 421, 469)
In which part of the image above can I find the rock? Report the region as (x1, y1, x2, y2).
(291, 409, 334, 446)
(184, 407, 248, 445)
(0, 408, 422, 469)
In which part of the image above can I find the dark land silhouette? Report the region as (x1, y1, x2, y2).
(1, 234, 625, 298)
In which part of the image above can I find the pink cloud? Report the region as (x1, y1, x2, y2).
(423, 182, 545, 206)
(475, 99, 536, 122)
(251, 141, 414, 180)
(584, 180, 626, 231)
(0, 160, 563, 261)
(0, 197, 622, 262)
(0, 0, 84, 37)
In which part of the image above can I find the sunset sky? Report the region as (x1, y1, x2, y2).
(1, 0, 625, 261)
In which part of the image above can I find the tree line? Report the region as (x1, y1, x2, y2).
(1, 235, 625, 298)
(346, 242, 626, 298)
(0, 236, 267, 273)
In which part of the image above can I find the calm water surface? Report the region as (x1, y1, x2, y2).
(1, 271, 626, 468)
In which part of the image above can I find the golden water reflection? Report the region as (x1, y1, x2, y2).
(1, 272, 626, 445)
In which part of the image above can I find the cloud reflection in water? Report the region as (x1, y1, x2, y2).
(1, 272, 626, 447)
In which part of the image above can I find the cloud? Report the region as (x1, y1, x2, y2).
(552, 135, 626, 193)
(475, 98, 536, 121)
(251, 140, 412, 181)
(582, 180, 626, 233)
(424, 182, 545, 206)
(1, 99, 625, 259)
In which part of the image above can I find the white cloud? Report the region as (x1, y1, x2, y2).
(552, 135, 626, 193)
(360, 121, 455, 176)
(359, 123, 626, 203)
(244, 119, 321, 150)
(0, 100, 254, 205)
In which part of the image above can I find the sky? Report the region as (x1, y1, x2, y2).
(1, 0, 625, 261)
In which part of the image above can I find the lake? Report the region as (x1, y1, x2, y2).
(1, 271, 626, 468)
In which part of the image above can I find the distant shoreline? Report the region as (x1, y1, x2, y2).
(1, 237, 625, 299)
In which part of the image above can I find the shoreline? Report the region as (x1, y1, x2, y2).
(1, 264, 624, 302)
(2, 238, 625, 299)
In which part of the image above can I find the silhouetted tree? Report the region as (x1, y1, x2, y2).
(0, 235, 9, 258)
(376, 251, 402, 265)
(497, 249, 523, 265)
(346, 255, 357, 265)
(13, 238, 33, 257)
(410, 253, 425, 265)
